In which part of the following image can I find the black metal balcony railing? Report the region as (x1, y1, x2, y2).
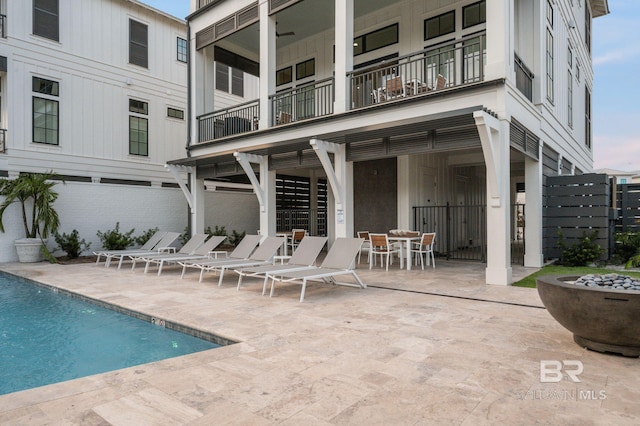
(514, 54, 534, 102)
(349, 33, 486, 108)
(0, 129, 6, 153)
(0, 14, 6, 38)
(270, 78, 334, 126)
(197, 100, 259, 142)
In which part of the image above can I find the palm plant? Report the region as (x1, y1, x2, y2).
(0, 172, 61, 239)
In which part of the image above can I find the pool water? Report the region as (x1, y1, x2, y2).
(0, 272, 220, 396)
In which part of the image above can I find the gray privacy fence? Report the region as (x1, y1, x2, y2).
(543, 173, 610, 260)
(614, 183, 640, 233)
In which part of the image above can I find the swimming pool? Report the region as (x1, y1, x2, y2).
(0, 272, 222, 396)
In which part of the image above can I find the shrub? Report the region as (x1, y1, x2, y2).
(179, 226, 190, 246)
(612, 232, 640, 265)
(228, 230, 246, 247)
(97, 222, 135, 250)
(206, 225, 227, 237)
(557, 229, 604, 267)
(55, 229, 91, 259)
(135, 227, 160, 246)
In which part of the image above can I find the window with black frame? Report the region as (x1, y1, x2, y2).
(424, 11, 455, 40)
(33, 0, 59, 41)
(276, 66, 292, 86)
(129, 99, 148, 156)
(354, 24, 399, 56)
(32, 77, 59, 145)
(129, 20, 148, 68)
(463, 1, 486, 29)
(177, 37, 187, 63)
(462, 34, 486, 83)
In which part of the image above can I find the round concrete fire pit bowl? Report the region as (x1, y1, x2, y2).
(536, 275, 640, 357)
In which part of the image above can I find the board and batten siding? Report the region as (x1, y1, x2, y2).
(2, 0, 187, 182)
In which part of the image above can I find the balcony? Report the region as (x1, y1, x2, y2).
(270, 78, 334, 126)
(514, 54, 534, 102)
(196, 34, 487, 143)
(197, 100, 259, 142)
(350, 33, 486, 108)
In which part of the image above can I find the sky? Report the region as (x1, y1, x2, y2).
(140, 0, 640, 172)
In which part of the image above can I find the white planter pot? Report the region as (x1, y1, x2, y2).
(14, 238, 46, 263)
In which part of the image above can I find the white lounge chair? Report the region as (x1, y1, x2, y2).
(179, 234, 263, 279)
(234, 236, 328, 294)
(265, 237, 366, 302)
(190, 236, 284, 286)
(98, 232, 181, 269)
(131, 233, 208, 272)
(94, 230, 166, 267)
(138, 235, 227, 275)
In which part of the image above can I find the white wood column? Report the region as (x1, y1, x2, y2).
(524, 150, 544, 267)
(259, 2, 276, 128)
(397, 155, 411, 230)
(311, 139, 353, 239)
(234, 152, 276, 236)
(485, 0, 512, 81)
(474, 111, 512, 285)
(190, 173, 206, 235)
(334, 0, 354, 113)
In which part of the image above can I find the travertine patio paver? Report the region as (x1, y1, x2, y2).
(0, 259, 638, 425)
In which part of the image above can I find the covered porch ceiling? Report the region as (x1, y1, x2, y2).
(171, 106, 491, 179)
(221, 0, 401, 54)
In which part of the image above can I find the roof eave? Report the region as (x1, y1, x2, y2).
(592, 0, 610, 18)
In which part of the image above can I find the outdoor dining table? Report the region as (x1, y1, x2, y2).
(387, 233, 422, 271)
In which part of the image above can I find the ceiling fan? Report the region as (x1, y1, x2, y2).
(276, 22, 295, 38)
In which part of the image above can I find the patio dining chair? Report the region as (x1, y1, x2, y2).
(369, 233, 402, 271)
(287, 229, 306, 253)
(409, 232, 436, 269)
(356, 231, 371, 264)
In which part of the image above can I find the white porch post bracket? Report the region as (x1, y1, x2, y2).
(310, 138, 343, 208)
(474, 110, 503, 207)
(234, 152, 267, 212)
(165, 164, 194, 213)
(473, 111, 512, 285)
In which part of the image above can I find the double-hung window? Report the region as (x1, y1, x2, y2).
(32, 76, 59, 145)
(129, 99, 148, 156)
(33, 0, 59, 41)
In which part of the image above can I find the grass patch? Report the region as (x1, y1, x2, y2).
(513, 265, 640, 288)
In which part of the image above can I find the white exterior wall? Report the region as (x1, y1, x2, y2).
(2, 0, 188, 179)
(0, 181, 259, 262)
(0, 0, 193, 262)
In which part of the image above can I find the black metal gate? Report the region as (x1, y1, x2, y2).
(413, 203, 525, 264)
